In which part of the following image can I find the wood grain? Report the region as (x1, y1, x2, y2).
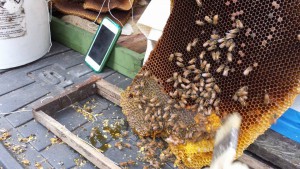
(96, 79, 122, 105)
(33, 110, 121, 169)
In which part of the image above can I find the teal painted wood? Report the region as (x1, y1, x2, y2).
(50, 17, 144, 78)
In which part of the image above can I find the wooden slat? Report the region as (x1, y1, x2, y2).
(96, 79, 122, 106)
(33, 75, 100, 115)
(33, 110, 121, 169)
(239, 153, 274, 169)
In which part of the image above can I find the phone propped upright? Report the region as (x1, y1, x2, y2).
(85, 17, 122, 73)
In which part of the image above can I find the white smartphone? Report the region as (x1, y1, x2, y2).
(85, 17, 121, 72)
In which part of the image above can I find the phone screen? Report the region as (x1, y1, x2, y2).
(89, 25, 115, 64)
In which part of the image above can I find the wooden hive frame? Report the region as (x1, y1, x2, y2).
(33, 76, 272, 169)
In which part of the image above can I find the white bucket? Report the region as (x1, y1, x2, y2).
(0, 0, 51, 69)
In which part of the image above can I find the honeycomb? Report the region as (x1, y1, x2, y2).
(121, 0, 300, 168)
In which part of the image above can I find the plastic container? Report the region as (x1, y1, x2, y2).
(0, 0, 51, 69)
(271, 96, 300, 143)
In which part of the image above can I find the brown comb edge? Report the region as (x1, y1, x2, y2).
(83, 0, 135, 12)
(52, 0, 131, 25)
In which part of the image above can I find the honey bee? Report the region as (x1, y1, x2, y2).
(173, 80, 179, 88)
(166, 77, 174, 83)
(140, 81, 145, 87)
(138, 104, 143, 110)
(136, 141, 143, 147)
(223, 66, 230, 76)
(211, 34, 220, 40)
(167, 99, 175, 104)
(196, 20, 205, 26)
(155, 102, 161, 107)
(206, 77, 214, 83)
(194, 74, 201, 81)
(205, 82, 214, 88)
(176, 62, 185, 68)
(196, 0, 202, 7)
(179, 101, 186, 108)
(193, 69, 201, 74)
(124, 143, 131, 149)
(226, 33, 237, 40)
(176, 56, 184, 62)
(213, 15, 219, 25)
(213, 84, 221, 93)
(183, 69, 191, 77)
(238, 50, 245, 57)
(163, 111, 169, 119)
(228, 42, 236, 52)
(297, 34, 300, 41)
(203, 40, 211, 47)
(115, 142, 123, 150)
(150, 97, 158, 103)
(202, 73, 211, 77)
(188, 58, 197, 65)
(200, 60, 207, 69)
(204, 63, 211, 72)
(200, 78, 205, 87)
(213, 98, 220, 107)
(175, 52, 183, 57)
(187, 64, 196, 70)
(127, 160, 136, 165)
(204, 16, 213, 24)
(232, 94, 238, 101)
(229, 28, 240, 34)
(145, 107, 150, 114)
(177, 75, 182, 83)
(144, 71, 150, 77)
(186, 43, 192, 52)
(219, 41, 226, 48)
(211, 91, 216, 99)
(253, 62, 259, 67)
(174, 104, 181, 109)
(135, 90, 141, 96)
(238, 97, 247, 106)
(227, 52, 233, 62)
(236, 19, 244, 29)
(169, 54, 175, 62)
(212, 51, 221, 61)
(183, 78, 191, 84)
(199, 51, 206, 59)
(243, 66, 253, 76)
(148, 103, 155, 107)
(192, 38, 199, 47)
(216, 64, 225, 73)
(119, 162, 128, 167)
(264, 93, 270, 105)
(207, 45, 217, 51)
(134, 85, 141, 90)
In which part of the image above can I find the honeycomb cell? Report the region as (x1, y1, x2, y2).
(121, 0, 300, 168)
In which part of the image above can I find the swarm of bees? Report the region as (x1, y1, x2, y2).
(135, 137, 175, 169)
(121, 0, 300, 168)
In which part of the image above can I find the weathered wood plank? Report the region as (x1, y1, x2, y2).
(33, 75, 100, 115)
(238, 152, 274, 169)
(248, 130, 300, 169)
(33, 110, 120, 169)
(96, 79, 122, 106)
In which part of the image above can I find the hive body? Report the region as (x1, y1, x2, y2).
(121, 0, 300, 168)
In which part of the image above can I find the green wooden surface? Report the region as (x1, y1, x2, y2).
(50, 17, 144, 78)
